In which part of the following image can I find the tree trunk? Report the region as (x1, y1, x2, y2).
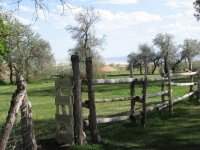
(152, 59, 160, 74)
(8, 61, 13, 84)
(147, 65, 149, 75)
(164, 57, 168, 75)
(152, 62, 157, 74)
(171, 58, 183, 73)
(139, 65, 143, 75)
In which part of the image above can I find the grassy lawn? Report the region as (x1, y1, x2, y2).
(0, 74, 200, 149)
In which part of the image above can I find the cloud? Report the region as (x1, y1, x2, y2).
(79, 0, 138, 5)
(97, 9, 162, 31)
(165, 0, 194, 9)
(32, 25, 40, 30)
(96, 0, 138, 5)
(16, 16, 31, 25)
(19, 5, 34, 12)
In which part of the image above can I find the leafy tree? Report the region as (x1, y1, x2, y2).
(181, 39, 200, 71)
(170, 48, 184, 73)
(153, 33, 176, 74)
(1, 11, 55, 82)
(128, 44, 153, 75)
(138, 44, 153, 74)
(127, 52, 143, 74)
(151, 50, 161, 74)
(194, 0, 200, 20)
(0, 16, 9, 62)
(66, 8, 104, 60)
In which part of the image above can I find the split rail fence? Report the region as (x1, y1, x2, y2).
(1, 55, 199, 148)
(81, 58, 200, 128)
(69, 55, 200, 144)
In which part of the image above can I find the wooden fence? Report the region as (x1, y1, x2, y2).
(57, 55, 200, 145)
(55, 78, 74, 145)
(81, 58, 199, 128)
(0, 76, 37, 150)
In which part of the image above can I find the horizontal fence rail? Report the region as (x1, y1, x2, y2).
(172, 71, 198, 77)
(92, 77, 168, 85)
(133, 91, 197, 118)
(169, 82, 198, 86)
(86, 90, 170, 104)
(84, 91, 197, 124)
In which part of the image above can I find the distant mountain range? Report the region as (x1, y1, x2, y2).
(103, 56, 127, 64)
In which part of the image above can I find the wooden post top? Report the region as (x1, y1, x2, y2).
(71, 55, 79, 61)
(86, 57, 92, 62)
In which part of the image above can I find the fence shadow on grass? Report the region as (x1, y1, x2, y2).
(96, 99, 200, 150)
(27, 87, 55, 97)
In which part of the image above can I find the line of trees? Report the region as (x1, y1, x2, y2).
(128, 33, 200, 75)
(0, 11, 55, 83)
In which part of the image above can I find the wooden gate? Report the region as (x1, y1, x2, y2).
(55, 78, 74, 144)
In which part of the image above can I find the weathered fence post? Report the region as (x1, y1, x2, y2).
(189, 62, 193, 100)
(130, 62, 134, 78)
(21, 94, 37, 150)
(161, 61, 165, 77)
(0, 75, 36, 150)
(86, 57, 101, 143)
(160, 80, 166, 117)
(130, 80, 136, 126)
(71, 55, 84, 145)
(161, 81, 165, 103)
(19, 76, 37, 150)
(141, 59, 147, 127)
(166, 54, 173, 116)
(130, 81, 135, 113)
(198, 71, 200, 102)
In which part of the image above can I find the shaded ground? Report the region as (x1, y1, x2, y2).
(37, 138, 70, 150)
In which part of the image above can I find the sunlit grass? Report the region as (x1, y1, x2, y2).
(0, 74, 200, 149)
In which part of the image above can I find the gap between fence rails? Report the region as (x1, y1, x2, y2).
(83, 91, 197, 125)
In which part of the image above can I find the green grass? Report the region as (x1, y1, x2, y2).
(0, 75, 200, 149)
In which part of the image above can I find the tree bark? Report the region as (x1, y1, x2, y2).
(139, 65, 143, 75)
(8, 61, 13, 84)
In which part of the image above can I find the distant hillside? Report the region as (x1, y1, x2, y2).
(103, 56, 127, 64)
(56, 56, 128, 65)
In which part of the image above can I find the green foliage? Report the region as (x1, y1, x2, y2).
(194, 0, 200, 20)
(0, 11, 55, 82)
(0, 18, 9, 61)
(66, 8, 103, 58)
(153, 33, 176, 59)
(182, 39, 200, 61)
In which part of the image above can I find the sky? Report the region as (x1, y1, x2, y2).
(1, 0, 200, 64)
